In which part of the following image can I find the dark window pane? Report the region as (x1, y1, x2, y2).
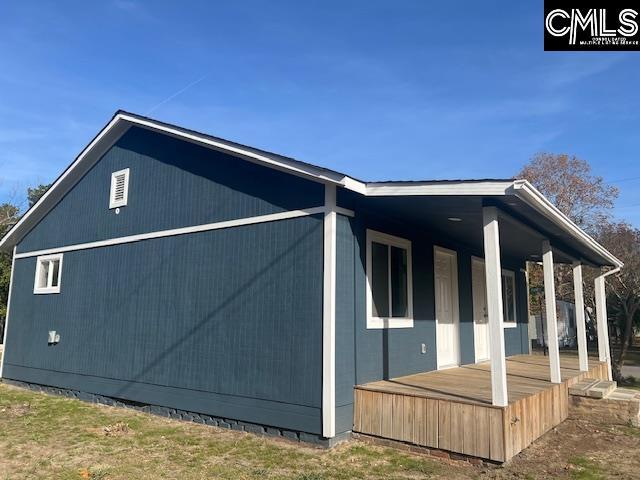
(502, 273, 515, 322)
(38, 261, 50, 289)
(51, 260, 60, 287)
(391, 246, 408, 318)
(371, 242, 389, 317)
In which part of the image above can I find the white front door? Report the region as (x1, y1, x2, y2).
(472, 258, 490, 362)
(434, 247, 460, 369)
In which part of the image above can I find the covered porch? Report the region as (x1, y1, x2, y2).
(354, 354, 608, 462)
(337, 180, 623, 460)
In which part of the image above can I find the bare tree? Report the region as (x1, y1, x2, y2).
(597, 222, 640, 376)
(517, 153, 619, 344)
(519, 153, 619, 233)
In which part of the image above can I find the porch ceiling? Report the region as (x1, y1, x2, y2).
(356, 194, 606, 267)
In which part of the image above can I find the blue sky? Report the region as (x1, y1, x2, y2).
(1, 1, 639, 225)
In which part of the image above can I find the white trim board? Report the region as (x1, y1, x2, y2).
(512, 181, 622, 268)
(0, 110, 622, 271)
(15, 207, 330, 259)
(0, 117, 129, 252)
(322, 185, 337, 438)
(365, 229, 414, 329)
(33, 253, 64, 295)
(122, 113, 351, 186)
(365, 181, 513, 197)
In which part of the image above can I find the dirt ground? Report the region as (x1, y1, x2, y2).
(486, 415, 640, 479)
(0, 382, 638, 479)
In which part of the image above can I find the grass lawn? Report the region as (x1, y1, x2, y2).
(1, 382, 639, 479)
(0, 383, 460, 480)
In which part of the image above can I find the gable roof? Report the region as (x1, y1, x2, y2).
(0, 110, 622, 268)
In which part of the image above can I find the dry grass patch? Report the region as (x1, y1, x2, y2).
(0, 383, 461, 479)
(1, 382, 638, 479)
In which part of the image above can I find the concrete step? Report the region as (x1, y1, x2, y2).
(570, 385, 640, 428)
(569, 378, 617, 399)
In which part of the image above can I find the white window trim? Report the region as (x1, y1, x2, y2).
(472, 257, 518, 329)
(33, 253, 63, 294)
(109, 168, 130, 209)
(366, 229, 413, 329)
(501, 268, 518, 328)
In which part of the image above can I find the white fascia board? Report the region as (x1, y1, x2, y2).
(364, 181, 513, 196)
(0, 117, 130, 252)
(512, 180, 623, 268)
(118, 114, 353, 188)
(0, 112, 361, 252)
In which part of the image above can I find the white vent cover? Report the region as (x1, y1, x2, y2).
(109, 168, 130, 209)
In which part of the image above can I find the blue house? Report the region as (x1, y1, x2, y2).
(0, 112, 622, 458)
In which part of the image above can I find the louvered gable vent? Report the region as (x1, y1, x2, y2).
(109, 168, 130, 209)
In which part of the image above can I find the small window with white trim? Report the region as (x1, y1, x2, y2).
(366, 229, 413, 329)
(34, 254, 63, 294)
(109, 168, 130, 209)
(502, 269, 517, 328)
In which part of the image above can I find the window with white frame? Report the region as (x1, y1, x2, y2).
(366, 229, 413, 329)
(502, 269, 517, 327)
(109, 168, 130, 209)
(33, 254, 63, 294)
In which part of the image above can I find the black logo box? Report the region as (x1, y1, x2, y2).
(544, 1, 640, 51)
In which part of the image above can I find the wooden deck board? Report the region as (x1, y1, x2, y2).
(357, 354, 602, 406)
(353, 354, 607, 462)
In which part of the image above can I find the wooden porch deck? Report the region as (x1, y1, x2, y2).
(353, 354, 608, 462)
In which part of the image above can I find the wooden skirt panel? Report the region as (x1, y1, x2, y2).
(353, 389, 506, 462)
(353, 360, 609, 462)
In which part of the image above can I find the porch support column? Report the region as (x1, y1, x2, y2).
(482, 206, 508, 407)
(542, 240, 562, 384)
(594, 273, 613, 381)
(572, 262, 589, 372)
(322, 184, 337, 438)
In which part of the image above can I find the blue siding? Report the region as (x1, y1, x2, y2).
(353, 212, 436, 384)
(18, 126, 324, 254)
(335, 214, 356, 434)
(6, 128, 327, 434)
(456, 251, 476, 365)
(5, 216, 324, 433)
(504, 269, 531, 356)
(342, 208, 530, 386)
(5, 123, 532, 436)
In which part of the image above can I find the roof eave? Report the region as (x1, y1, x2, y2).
(0, 112, 623, 271)
(0, 114, 130, 252)
(511, 180, 623, 268)
(0, 112, 358, 252)
(356, 179, 622, 268)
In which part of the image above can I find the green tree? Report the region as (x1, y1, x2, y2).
(0, 203, 19, 339)
(27, 183, 50, 208)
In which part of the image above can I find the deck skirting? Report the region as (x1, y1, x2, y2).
(353, 356, 608, 462)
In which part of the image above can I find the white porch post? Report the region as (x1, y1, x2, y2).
(322, 184, 337, 438)
(542, 240, 562, 383)
(482, 207, 508, 407)
(572, 262, 589, 372)
(594, 273, 613, 381)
